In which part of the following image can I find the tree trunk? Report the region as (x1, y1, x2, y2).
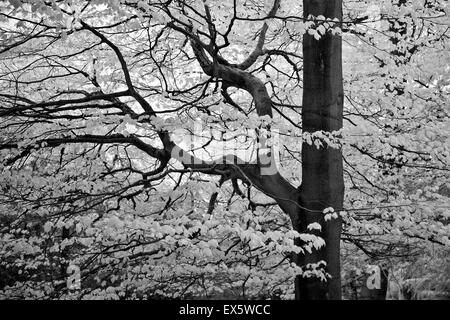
(188, 0, 344, 299)
(295, 0, 344, 300)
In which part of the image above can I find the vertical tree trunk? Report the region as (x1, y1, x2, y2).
(295, 0, 344, 300)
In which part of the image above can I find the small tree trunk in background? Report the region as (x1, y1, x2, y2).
(295, 0, 344, 300)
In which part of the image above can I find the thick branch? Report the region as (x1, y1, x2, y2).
(0, 91, 130, 117)
(191, 40, 273, 117)
(237, 0, 281, 70)
(2, 134, 167, 166)
(169, 145, 300, 224)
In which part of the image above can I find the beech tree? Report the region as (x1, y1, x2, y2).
(294, 0, 344, 299)
(0, 0, 448, 300)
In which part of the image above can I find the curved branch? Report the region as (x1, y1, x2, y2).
(169, 145, 300, 224)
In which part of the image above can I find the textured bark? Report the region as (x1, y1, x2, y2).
(295, 0, 344, 300)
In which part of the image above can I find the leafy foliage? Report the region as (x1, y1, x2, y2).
(0, 0, 449, 299)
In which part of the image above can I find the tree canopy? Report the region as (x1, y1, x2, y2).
(0, 0, 449, 299)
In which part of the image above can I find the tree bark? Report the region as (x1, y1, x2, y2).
(295, 0, 344, 300)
